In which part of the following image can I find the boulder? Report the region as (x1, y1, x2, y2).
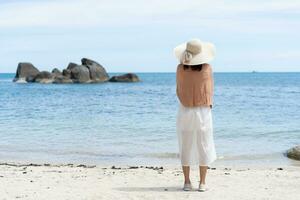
(53, 76, 73, 84)
(81, 58, 109, 82)
(62, 69, 71, 78)
(287, 145, 300, 160)
(82, 58, 101, 66)
(70, 65, 91, 83)
(67, 62, 78, 70)
(52, 68, 62, 76)
(34, 71, 54, 83)
(14, 62, 39, 82)
(109, 73, 140, 82)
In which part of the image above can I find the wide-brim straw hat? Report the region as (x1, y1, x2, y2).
(174, 39, 216, 65)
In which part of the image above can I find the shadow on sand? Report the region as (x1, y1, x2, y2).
(114, 186, 198, 192)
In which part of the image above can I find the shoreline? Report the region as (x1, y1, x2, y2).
(0, 161, 299, 171)
(1, 151, 299, 169)
(1, 163, 299, 200)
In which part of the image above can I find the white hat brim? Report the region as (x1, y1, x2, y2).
(174, 41, 216, 65)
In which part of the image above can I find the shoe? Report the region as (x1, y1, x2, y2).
(183, 183, 192, 191)
(198, 184, 208, 192)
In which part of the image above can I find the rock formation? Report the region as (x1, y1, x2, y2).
(82, 58, 109, 82)
(287, 145, 300, 160)
(14, 63, 39, 82)
(34, 71, 54, 83)
(109, 73, 140, 82)
(70, 65, 91, 83)
(13, 58, 140, 84)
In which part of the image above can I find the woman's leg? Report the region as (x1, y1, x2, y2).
(182, 166, 191, 183)
(197, 108, 213, 185)
(180, 130, 193, 184)
(199, 166, 208, 184)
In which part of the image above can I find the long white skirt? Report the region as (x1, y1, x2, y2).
(176, 103, 217, 166)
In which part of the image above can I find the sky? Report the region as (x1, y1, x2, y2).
(0, 0, 300, 73)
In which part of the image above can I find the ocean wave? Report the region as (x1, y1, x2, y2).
(253, 129, 300, 138)
(14, 78, 27, 83)
(217, 152, 284, 161)
(144, 152, 179, 158)
(0, 148, 133, 158)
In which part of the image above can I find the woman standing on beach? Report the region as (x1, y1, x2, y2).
(174, 39, 217, 192)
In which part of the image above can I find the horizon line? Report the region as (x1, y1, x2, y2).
(1, 71, 300, 74)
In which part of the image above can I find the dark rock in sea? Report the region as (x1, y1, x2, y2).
(53, 75, 73, 84)
(14, 62, 39, 82)
(109, 73, 140, 82)
(34, 71, 54, 83)
(81, 58, 98, 66)
(70, 65, 91, 83)
(62, 69, 71, 78)
(67, 62, 78, 70)
(13, 58, 137, 84)
(51, 68, 62, 76)
(81, 58, 109, 82)
(25, 76, 36, 83)
(287, 145, 300, 160)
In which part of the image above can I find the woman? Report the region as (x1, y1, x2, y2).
(174, 39, 217, 192)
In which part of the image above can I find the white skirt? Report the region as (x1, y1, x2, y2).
(176, 103, 217, 166)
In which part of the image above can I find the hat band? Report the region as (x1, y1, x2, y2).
(183, 50, 194, 64)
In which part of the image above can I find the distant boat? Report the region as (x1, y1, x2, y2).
(252, 70, 258, 73)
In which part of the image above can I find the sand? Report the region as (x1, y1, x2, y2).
(0, 163, 300, 200)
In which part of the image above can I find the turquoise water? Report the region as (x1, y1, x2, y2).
(0, 72, 300, 166)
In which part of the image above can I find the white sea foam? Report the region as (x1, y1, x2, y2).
(144, 153, 179, 159)
(15, 78, 27, 83)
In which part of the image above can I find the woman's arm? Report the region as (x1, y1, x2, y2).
(209, 65, 214, 108)
(176, 64, 181, 97)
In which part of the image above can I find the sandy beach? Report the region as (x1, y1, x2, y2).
(0, 163, 299, 200)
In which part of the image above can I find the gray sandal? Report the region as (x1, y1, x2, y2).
(198, 184, 208, 192)
(183, 183, 192, 191)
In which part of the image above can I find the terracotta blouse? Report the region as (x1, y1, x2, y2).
(176, 64, 214, 107)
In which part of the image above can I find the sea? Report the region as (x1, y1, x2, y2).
(0, 72, 300, 167)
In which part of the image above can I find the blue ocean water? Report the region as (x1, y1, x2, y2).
(0, 72, 300, 166)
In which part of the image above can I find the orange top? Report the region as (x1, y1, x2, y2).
(176, 64, 214, 107)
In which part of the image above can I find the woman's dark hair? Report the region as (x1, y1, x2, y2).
(183, 64, 203, 71)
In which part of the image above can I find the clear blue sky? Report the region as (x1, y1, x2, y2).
(0, 0, 299, 72)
